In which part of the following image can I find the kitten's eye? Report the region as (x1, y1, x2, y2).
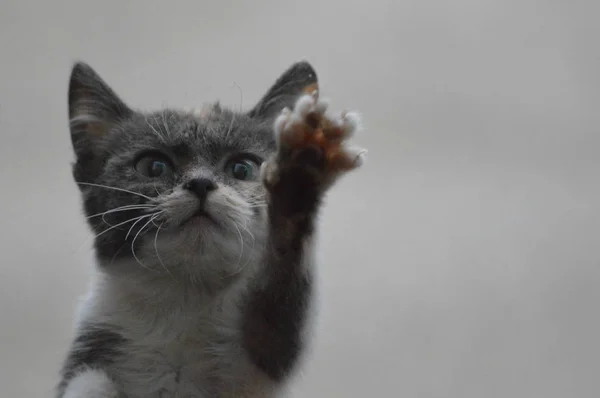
(227, 157, 260, 181)
(135, 154, 174, 178)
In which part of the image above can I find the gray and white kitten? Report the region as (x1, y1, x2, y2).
(58, 61, 365, 398)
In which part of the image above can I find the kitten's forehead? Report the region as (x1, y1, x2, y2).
(117, 107, 275, 160)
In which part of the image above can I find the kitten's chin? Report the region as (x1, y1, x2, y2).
(157, 212, 237, 253)
(137, 219, 259, 282)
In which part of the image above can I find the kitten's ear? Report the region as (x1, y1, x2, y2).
(248, 61, 318, 119)
(68, 62, 132, 179)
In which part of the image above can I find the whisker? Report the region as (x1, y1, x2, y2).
(224, 110, 236, 140)
(131, 212, 164, 272)
(154, 222, 173, 277)
(145, 117, 164, 141)
(90, 214, 151, 241)
(151, 217, 162, 228)
(76, 182, 153, 201)
(233, 80, 243, 112)
(231, 220, 244, 267)
(152, 181, 161, 197)
(73, 213, 149, 254)
(161, 111, 172, 138)
(125, 213, 156, 240)
(101, 207, 153, 227)
(87, 205, 153, 220)
(226, 218, 255, 277)
(239, 224, 257, 270)
(238, 220, 255, 243)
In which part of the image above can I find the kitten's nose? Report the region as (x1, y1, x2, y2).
(184, 178, 217, 200)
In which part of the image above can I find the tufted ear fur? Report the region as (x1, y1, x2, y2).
(68, 62, 133, 181)
(248, 61, 318, 120)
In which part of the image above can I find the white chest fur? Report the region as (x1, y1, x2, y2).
(75, 272, 275, 398)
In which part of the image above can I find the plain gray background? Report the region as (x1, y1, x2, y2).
(1, 0, 599, 397)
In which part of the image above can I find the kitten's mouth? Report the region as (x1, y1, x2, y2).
(183, 209, 216, 227)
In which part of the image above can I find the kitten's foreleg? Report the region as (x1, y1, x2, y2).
(241, 91, 365, 382)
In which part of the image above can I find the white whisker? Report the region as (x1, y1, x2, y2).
(224, 111, 236, 140)
(73, 213, 150, 254)
(231, 220, 244, 267)
(238, 219, 255, 243)
(76, 182, 153, 201)
(154, 222, 173, 277)
(90, 214, 150, 241)
(101, 207, 152, 227)
(131, 212, 164, 272)
(233, 80, 243, 112)
(125, 213, 155, 240)
(86, 205, 153, 219)
(161, 111, 172, 138)
(152, 181, 161, 197)
(145, 117, 164, 142)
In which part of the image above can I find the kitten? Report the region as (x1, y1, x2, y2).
(58, 61, 365, 398)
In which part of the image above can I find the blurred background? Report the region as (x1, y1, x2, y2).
(1, 0, 599, 397)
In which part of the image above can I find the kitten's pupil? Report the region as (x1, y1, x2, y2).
(149, 161, 167, 177)
(232, 161, 253, 180)
(135, 153, 173, 178)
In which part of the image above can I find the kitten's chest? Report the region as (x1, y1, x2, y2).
(114, 328, 269, 398)
(92, 282, 271, 397)
(117, 335, 215, 398)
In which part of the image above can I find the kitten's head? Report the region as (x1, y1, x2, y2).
(68, 61, 317, 284)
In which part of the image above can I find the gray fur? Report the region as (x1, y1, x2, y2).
(59, 61, 321, 398)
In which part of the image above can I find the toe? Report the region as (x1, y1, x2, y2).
(294, 94, 316, 117)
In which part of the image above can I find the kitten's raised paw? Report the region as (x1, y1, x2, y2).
(262, 91, 366, 192)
